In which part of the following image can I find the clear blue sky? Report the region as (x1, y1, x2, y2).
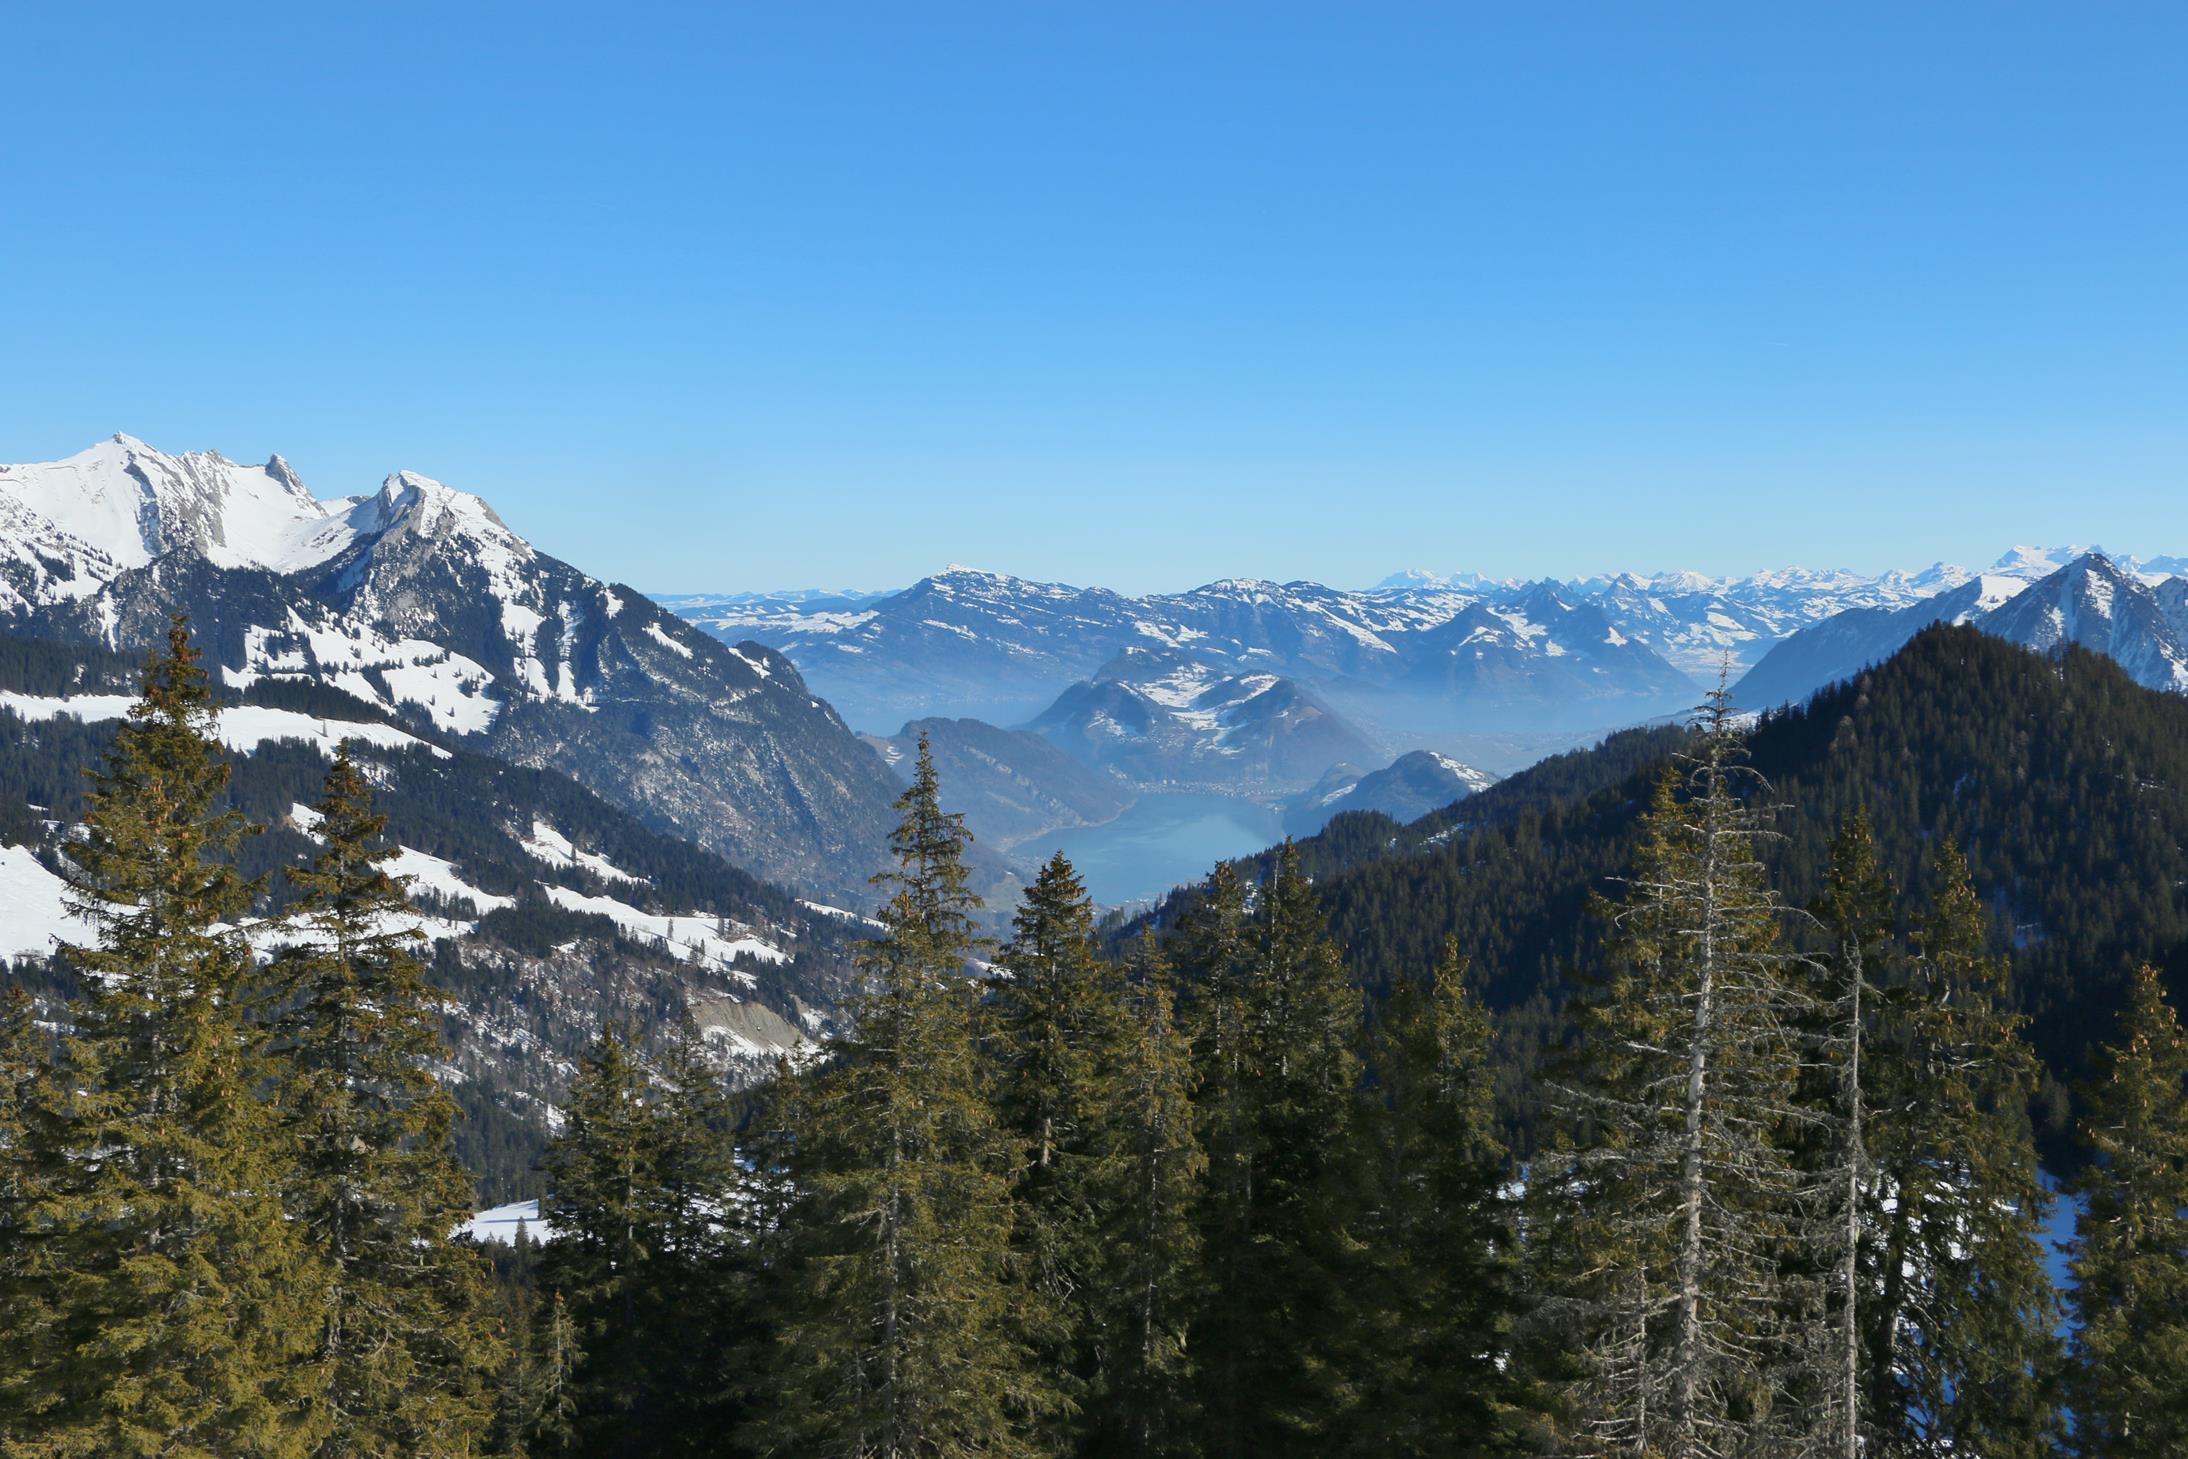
(4, 3, 2183, 594)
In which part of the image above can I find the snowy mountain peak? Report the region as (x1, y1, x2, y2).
(364, 469, 526, 552)
(0, 435, 358, 608)
(1990, 544, 2105, 578)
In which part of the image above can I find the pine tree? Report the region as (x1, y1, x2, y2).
(1089, 931, 1204, 1459)
(26, 617, 323, 1457)
(1539, 687, 1820, 1459)
(2064, 963, 2188, 1456)
(1194, 840, 1367, 1458)
(752, 734, 1056, 1458)
(987, 851, 1131, 1442)
(1344, 936, 1523, 1458)
(270, 744, 499, 1457)
(1864, 841, 2063, 1457)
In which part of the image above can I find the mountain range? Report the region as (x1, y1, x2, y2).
(670, 546, 2187, 747)
(1738, 551, 2188, 709)
(0, 436, 904, 902)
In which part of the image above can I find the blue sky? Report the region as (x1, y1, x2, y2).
(4, 3, 2183, 594)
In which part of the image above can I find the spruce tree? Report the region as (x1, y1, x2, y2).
(1175, 860, 1253, 1457)
(641, 1012, 749, 1455)
(28, 617, 323, 1457)
(1864, 842, 2063, 1457)
(1090, 931, 1204, 1459)
(1539, 688, 1819, 1459)
(1344, 936, 1523, 1458)
(1195, 840, 1367, 1458)
(538, 1024, 665, 1456)
(1811, 812, 1895, 1459)
(270, 744, 498, 1457)
(0, 984, 63, 1444)
(492, 1287, 582, 1459)
(2064, 963, 2188, 1456)
(988, 851, 1131, 1442)
(753, 734, 1055, 1458)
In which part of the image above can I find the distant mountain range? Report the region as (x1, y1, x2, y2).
(663, 567, 1710, 737)
(668, 546, 2187, 749)
(1738, 551, 2188, 709)
(0, 436, 904, 902)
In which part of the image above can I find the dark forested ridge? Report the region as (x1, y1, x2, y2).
(1142, 625, 2188, 1132)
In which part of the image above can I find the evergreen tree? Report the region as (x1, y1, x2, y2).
(269, 744, 499, 1457)
(26, 617, 323, 1457)
(2064, 963, 2188, 1456)
(1811, 812, 1895, 1458)
(1539, 688, 1820, 1459)
(537, 1024, 664, 1456)
(0, 985, 63, 1444)
(1089, 931, 1204, 1459)
(987, 852, 1131, 1443)
(1174, 861, 1253, 1457)
(1864, 842, 2063, 1457)
(753, 734, 1056, 1458)
(491, 1286, 583, 1459)
(1344, 936, 1524, 1458)
(641, 1012, 749, 1455)
(1194, 840, 1367, 1458)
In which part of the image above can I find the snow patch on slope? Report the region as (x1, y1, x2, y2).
(0, 693, 449, 760)
(0, 845, 91, 962)
(540, 885, 786, 980)
(522, 820, 648, 886)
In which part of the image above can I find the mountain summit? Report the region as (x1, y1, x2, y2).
(0, 437, 903, 898)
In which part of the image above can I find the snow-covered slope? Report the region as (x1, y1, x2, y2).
(1025, 648, 1380, 793)
(1739, 553, 2188, 708)
(1978, 553, 2188, 693)
(0, 435, 363, 610)
(1735, 574, 2032, 710)
(0, 437, 904, 900)
(0, 643, 858, 1200)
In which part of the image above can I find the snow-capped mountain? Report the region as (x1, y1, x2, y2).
(680, 544, 2186, 746)
(1733, 574, 2031, 711)
(0, 435, 352, 604)
(0, 437, 903, 900)
(1738, 552, 2188, 709)
(1283, 749, 1497, 837)
(1025, 648, 1380, 793)
(1977, 553, 2188, 693)
(682, 566, 1709, 738)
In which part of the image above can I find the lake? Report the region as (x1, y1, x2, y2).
(1020, 792, 1284, 907)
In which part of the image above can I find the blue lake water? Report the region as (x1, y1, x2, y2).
(1018, 792, 1283, 907)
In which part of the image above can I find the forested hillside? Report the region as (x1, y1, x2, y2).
(0, 629, 861, 1198)
(1146, 626, 2188, 1144)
